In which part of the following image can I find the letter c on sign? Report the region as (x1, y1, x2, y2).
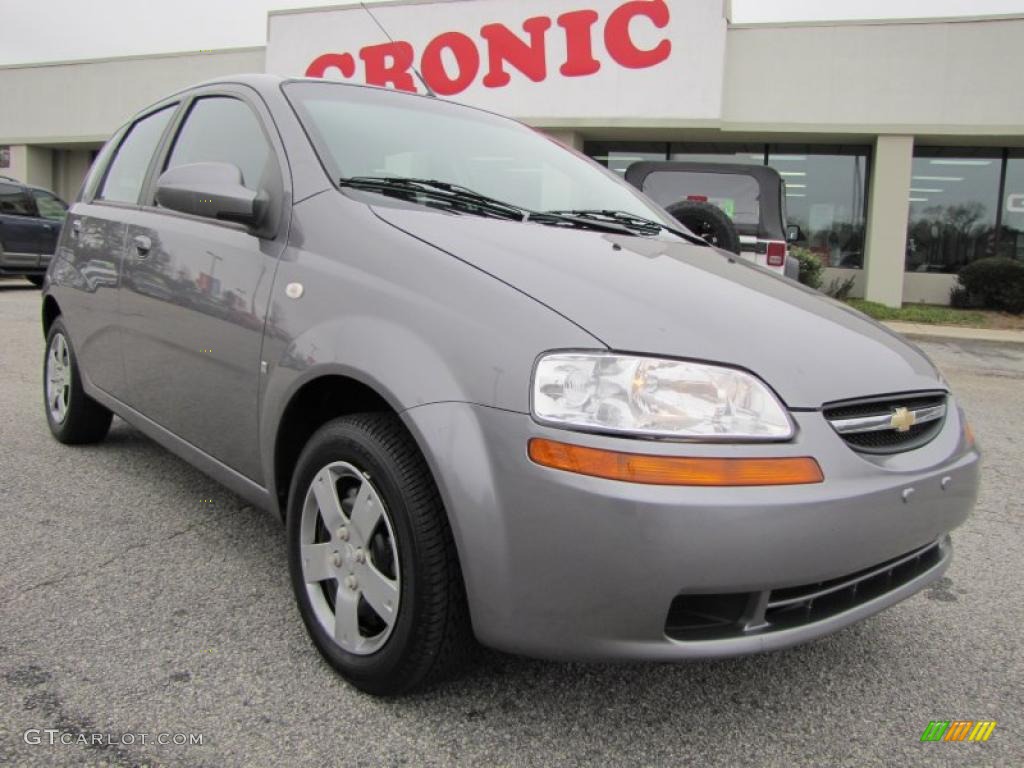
(306, 53, 355, 79)
(605, 0, 672, 69)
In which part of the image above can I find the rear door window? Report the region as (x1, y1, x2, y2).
(643, 171, 761, 229)
(98, 106, 176, 204)
(0, 182, 37, 217)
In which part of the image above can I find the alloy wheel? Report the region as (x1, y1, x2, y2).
(299, 461, 401, 655)
(46, 332, 71, 424)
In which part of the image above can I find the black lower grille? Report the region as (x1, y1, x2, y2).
(665, 541, 943, 642)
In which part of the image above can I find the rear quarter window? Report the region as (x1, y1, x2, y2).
(643, 171, 761, 228)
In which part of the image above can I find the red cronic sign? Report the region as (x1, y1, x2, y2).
(304, 0, 672, 96)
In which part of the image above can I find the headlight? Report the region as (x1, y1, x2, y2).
(532, 352, 793, 440)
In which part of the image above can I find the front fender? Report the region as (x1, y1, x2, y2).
(257, 192, 602, 505)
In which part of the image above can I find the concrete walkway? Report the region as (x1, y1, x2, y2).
(883, 321, 1024, 345)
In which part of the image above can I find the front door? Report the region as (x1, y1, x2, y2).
(119, 92, 286, 482)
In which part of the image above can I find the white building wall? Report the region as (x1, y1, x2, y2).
(721, 18, 1024, 135)
(0, 47, 265, 144)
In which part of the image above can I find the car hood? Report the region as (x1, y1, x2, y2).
(372, 206, 944, 409)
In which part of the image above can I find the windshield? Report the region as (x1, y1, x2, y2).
(284, 81, 673, 225)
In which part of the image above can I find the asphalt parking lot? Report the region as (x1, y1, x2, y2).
(1, 277, 1021, 767)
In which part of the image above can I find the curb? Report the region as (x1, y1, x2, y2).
(883, 321, 1024, 346)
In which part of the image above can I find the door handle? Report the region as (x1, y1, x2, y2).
(133, 234, 152, 257)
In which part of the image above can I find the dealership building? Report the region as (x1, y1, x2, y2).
(1, 0, 1022, 306)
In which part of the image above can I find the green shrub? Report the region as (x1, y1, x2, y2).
(826, 275, 857, 300)
(956, 258, 1024, 314)
(790, 246, 823, 290)
(949, 285, 974, 309)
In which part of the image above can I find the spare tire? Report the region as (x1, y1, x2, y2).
(665, 200, 742, 255)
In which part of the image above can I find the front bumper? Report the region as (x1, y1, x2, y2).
(402, 401, 979, 661)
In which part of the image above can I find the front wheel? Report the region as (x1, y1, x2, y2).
(287, 413, 473, 695)
(44, 318, 112, 444)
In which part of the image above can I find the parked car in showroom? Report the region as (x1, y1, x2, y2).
(0, 174, 68, 286)
(41, 75, 979, 695)
(626, 162, 801, 279)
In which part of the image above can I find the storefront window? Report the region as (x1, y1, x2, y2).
(999, 153, 1024, 261)
(905, 148, 1001, 273)
(670, 143, 766, 165)
(768, 146, 869, 269)
(584, 141, 667, 176)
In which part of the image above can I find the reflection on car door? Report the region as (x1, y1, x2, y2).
(118, 92, 286, 483)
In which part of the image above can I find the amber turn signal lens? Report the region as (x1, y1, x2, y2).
(528, 439, 824, 487)
(964, 421, 976, 448)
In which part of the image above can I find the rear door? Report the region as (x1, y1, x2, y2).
(118, 87, 288, 482)
(0, 181, 43, 271)
(57, 104, 178, 399)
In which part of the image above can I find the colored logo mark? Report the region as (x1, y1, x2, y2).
(920, 721, 997, 742)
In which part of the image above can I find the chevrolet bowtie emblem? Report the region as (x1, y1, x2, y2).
(890, 407, 917, 433)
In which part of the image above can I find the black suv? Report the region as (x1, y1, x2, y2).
(0, 175, 68, 287)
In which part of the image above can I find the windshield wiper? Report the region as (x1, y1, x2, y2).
(340, 177, 653, 235)
(338, 176, 529, 222)
(544, 209, 708, 246)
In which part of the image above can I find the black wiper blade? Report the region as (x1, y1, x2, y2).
(339, 177, 655, 235)
(545, 209, 707, 245)
(525, 211, 635, 235)
(338, 176, 527, 222)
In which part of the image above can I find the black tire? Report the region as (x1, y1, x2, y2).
(43, 317, 113, 444)
(26, 275, 44, 288)
(666, 200, 742, 254)
(287, 413, 473, 696)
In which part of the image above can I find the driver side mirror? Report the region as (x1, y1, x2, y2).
(786, 224, 804, 243)
(156, 162, 267, 228)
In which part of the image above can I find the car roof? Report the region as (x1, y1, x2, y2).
(0, 175, 62, 197)
(124, 73, 512, 130)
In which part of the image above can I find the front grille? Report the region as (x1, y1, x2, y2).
(823, 392, 947, 455)
(665, 541, 943, 642)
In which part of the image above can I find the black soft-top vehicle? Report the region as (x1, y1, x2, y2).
(626, 162, 796, 277)
(0, 174, 68, 287)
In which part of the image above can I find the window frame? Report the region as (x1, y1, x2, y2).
(137, 85, 288, 239)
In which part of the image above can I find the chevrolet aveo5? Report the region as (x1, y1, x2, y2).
(40, 76, 980, 695)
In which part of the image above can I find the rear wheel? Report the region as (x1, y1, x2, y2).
(44, 318, 113, 444)
(287, 413, 472, 695)
(666, 200, 742, 255)
(26, 275, 44, 288)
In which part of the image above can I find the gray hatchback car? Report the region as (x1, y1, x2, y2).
(42, 75, 979, 695)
